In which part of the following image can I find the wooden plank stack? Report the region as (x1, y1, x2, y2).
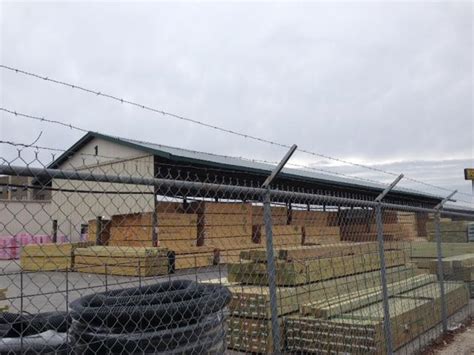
(0, 288, 7, 312)
(21, 242, 91, 271)
(226, 262, 419, 354)
(88, 218, 111, 245)
(426, 220, 469, 243)
(303, 226, 341, 245)
(228, 246, 408, 286)
(189, 202, 258, 264)
(426, 253, 474, 297)
(290, 210, 329, 226)
(108, 212, 198, 248)
(285, 281, 468, 354)
(252, 205, 288, 225)
(253, 225, 303, 248)
(74, 246, 168, 276)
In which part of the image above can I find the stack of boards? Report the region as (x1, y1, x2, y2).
(286, 281, 468, 354)
(74, 246, 168, 277)
(426, 220, 470, 243)
(194, 202, 258, 264)
(409, 242, 474, 271)
(0, 288, 7, 312)
(253, 225, 303, 248)
(106, 210, 216, 270)
(20, 242, 91, 271)
(226, 242, 419, 353)
(426, 253, 474, 298)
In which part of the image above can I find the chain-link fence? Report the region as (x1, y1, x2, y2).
(0, 157, 473, 354)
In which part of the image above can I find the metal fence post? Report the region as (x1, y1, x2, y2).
(263, 188, 281, 354)
(433, 190, 456, 333)
(373, 173, 403, 355)
(375, 203, 394, 355)
(260, 144, 297, 354)
(434, 210, 448, 332)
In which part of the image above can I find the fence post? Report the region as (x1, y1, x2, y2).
(433, 190, 457, 333)
(375, 203, 393, 355)
(263, 188, 281, 353)
(374, 173, 403, 355)
(261, 144, 297, 354)
(434, 211, 448, 332)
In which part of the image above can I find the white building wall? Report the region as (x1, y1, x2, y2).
(0, 200, 52, 236)
(51, 137, 155, 240)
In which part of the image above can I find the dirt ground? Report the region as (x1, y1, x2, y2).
(421, 318, 474, 355)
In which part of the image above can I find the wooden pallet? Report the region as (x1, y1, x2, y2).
(228, 250, 408, 286)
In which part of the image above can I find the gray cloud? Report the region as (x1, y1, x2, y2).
(0, 1, 472, 204)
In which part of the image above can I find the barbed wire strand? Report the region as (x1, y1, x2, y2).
(0, 63, 470, 198)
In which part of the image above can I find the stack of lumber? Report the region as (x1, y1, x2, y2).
(108, 212, 198, 249)
(396, 212, 420, 240)
(170, 246, 218, 270)
(228, 244, 408, 286)
(290, 210, 329, 226)
(74, 246, 169, 276)
(20, 242, 91, 271)
(426, 253, 474, 297)
(409, 242, 474, 272)
(0, 288, 7, 312)
(302, 226, 341, 245)
(253, 225, 303, 248)
(416, 212, 430, 238)
(88, 218, 111, 245)
(226, 264, 419, 353)
(426, 220, 469, 243)
(252, 205, 288, 225)
(189, 202, 257, 263)
(286, 281, 468, 354)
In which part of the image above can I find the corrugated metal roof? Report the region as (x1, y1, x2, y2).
(50, 132, 445, 201)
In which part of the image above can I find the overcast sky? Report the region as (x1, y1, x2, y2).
(0, 1, 472, 204)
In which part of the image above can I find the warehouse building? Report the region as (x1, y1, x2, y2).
(44, 131, 469, 239)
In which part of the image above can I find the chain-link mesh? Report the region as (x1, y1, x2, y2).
(0, 156, 473, 354)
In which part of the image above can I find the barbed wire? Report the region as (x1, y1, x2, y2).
(0, 63, 471, 199)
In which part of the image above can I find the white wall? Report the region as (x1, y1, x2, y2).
(51, 137, 155, 239)
(0, 200, 52, 236)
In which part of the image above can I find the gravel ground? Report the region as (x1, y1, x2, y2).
(437, 326, 474, 354)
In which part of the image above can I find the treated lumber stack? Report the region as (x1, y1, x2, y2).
(302, 226, 341, 245)
(170, 246, 217, 270)
(300, 274, 436, 318)
(227, 265, 418, 353)
(396, 212, 419, 240)
(0, 288, 7, 312)
(228, 246, 408, 286)
(252, 205, 288, 225)
(88, 218, 111, 245)
(74, 246, 169, 276)
(426, 220, 469, 242)
(253, 225, 303, 247)
(426, 253, 474, 297)
(190, 201, 252, 244)
(109, 212, 198, 248)
(286, 281, 468, 354)
(290, 210, 329, 226)
(21, 242, 91, 271)
(410, 242, 474, 259)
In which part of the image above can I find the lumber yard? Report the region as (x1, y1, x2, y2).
(1, 134, 474, 354)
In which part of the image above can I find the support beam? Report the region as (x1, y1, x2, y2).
(375, 174, 404, 202)
(261, 144, 297, 188)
